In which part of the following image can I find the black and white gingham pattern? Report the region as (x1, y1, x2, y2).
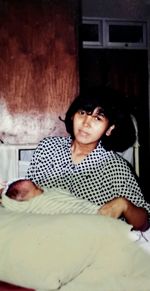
(26, 136, 150, 213)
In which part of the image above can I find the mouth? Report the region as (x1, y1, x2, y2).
(78, 129, 89, 137)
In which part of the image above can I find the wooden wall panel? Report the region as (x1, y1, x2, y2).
(0, 0, 79, 143)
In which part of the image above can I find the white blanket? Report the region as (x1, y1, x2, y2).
(2, 187, 99, 215)
(0, 208, 150, 291)
(2, 186, 150, 256)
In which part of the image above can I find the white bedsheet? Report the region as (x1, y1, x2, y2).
(131, 227, 150, 254)
(59, 229, 150, 291)
(60, 228, 150, 291)
(0, 205, 150, 291)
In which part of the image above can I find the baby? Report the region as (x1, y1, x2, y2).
(2, 179, 100, 215)
(5, 179, 43, 201)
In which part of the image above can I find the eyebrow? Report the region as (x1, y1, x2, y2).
(82, 109, 106, 116)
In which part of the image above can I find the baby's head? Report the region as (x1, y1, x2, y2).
(5, 179, 43, 201)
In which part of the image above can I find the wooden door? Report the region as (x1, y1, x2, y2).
(0, 0, 79, 144)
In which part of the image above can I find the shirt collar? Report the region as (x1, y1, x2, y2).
(62, 135, 105, 154)
(62, 135, 72, 148)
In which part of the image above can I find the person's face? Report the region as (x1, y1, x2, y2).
(72, 107, 115, 147)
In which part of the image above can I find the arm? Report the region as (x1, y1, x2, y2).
(98, 197, 149, 231)
(122, 198, 149, 231)
(97, 155, 150, 231)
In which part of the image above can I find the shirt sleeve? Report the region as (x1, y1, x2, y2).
(102, 156, 149, 211)
(25, 138, 50, 183)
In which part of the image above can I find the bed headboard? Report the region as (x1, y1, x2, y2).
(118, 115, 140, 177)
(0, 144, 37, 183)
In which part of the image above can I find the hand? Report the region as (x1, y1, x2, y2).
(0, 188, 4, 196)
(98, 197, 128, 218)
(0, 188, 3, 203)
(0, 180, 6, 193)
(0, 182, 6, 198)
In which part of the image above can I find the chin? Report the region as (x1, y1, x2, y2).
(76, 137, 94, 145)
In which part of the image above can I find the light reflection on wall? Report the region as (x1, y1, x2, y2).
(0, 98, 67, 144)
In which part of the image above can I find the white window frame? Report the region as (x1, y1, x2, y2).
(82, 17, 147, 49)
(82, 17, 103, 48)
(103, 20, 147, 49)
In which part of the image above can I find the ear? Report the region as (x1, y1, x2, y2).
(106, 124, 115, 136)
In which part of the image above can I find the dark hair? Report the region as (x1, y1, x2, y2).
(64, 87, 136, 152)
(5, 179, 37, 199)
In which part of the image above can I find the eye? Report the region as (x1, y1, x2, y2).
(78, 110, 86, 115)
(92, 114, 105, 121)
(91, 116, 99, 121)
(93, 115, 101, 121)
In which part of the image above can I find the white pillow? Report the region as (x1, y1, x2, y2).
(0, 207, 132, 290)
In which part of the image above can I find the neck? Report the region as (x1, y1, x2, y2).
(71, 140, 98, 156)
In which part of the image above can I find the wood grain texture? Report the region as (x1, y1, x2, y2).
(0, 0, 79, 143)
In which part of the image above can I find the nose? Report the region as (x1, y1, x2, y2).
(82, 115, 92, 126)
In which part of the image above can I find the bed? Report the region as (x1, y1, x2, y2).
(0, 206, 150, 291)
(0, 117, 150, 291)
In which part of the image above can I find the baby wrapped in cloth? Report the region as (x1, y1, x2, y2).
(2, 180, 150, 291)
(1, 179, 100, 215)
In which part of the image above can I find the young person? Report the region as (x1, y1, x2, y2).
(2, 179, 100, 215)
(25, 87, 150, 230)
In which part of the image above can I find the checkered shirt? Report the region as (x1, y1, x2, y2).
(26, 136, 150, 213)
